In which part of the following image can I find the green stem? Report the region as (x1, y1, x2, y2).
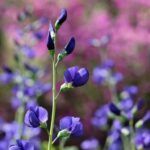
(121, 133, 131, 150)
(16, 101, 25, 139)
(48, 54, 57, 150)
(130, 120, 136, 150)
(103, 137, 110, 150)
(59, 139, 67, 150)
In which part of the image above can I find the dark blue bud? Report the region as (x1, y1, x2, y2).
(47, 23, 55, 50)
(109, 103, 121, 116)
(55, 8, 67, 31)
(64, 37, 75, 55)
(24, 63, 38, 74)
(3, 66, 13, 74)
(137, 99, 144, 110)
(34, 32, 43, 40)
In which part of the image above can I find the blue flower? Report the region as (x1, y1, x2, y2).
(119, 98, 134, 112)
(64, 66, 89, 87)
(21, 46, 35, 58)
(135, 129, 150, 149)
(108, 140, 122, 150)
(142, 111, 150, 124)
(9, 140, 35, 150)
(55, 8, 67, 30)
(124, 85, 138, 96)
(92, 61, 123, 86)
(47, 23, 55, 51)
(59, 116, 83, 137)
(92, 104, 109, 129)
(64, 37, 75, 55)
(81, 138, 99, 150)
(24, 106, 48, 128)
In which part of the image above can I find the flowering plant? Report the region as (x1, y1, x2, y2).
(0, 6, 150, 150)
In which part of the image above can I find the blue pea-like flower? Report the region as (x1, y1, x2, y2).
(55, 8, 67, 30)
(9, 140, 35, 150)
(24, 106, 48, 128)
(47, 23, 55, 51)
(64, 37, 75, 55)
(64, 66, 89, 87)
(59, 116, 83, 137)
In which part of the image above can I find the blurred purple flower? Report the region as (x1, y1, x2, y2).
(92, 104, 109, 129)
(81, 138, 99, 150)
(9, 140, 35, 150)
(135, 129, 150, 149)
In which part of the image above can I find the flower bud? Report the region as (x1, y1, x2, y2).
(109, 103, 121, 116)
(60, 83, 73, 92)
(55, 9, 67, 31)
(57, 129, 71, 139)
(64, 37, 75, 55)
(135, 120, 143, 128)
(47, 23, 55, 51)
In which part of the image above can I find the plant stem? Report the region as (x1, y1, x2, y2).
(48, 54, 57, 150)
(59, 139, 67, 150)
(16, 100, 25, 139)
(121, 133, 131, 150)
(130, 120, 136, 150)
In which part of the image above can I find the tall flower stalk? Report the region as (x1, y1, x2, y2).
(48, 51, 57, 150)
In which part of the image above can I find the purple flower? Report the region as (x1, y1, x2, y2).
(64, 66, 89, 87)
(119, 98, 134, 112)
(24, 106, 48, 128)
(92, 63, 123, 86)
(9, 140, 35, 150)
(21, 46, 35, 58)
(92, 104, 109, 129)
(108, 140, 122, 150)
(47, 23, 55, 51)
(81, 138, 99, 150)
(55, 8, 67, 30)
(64, 37, 75, 55)
(124, 86, 138, 96)
(59, 116, 83, 137)
(142, 111, 150, 124)
(92, 67, 109, 85)
(135, 129, 150, 148)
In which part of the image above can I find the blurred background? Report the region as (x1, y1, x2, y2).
(0, 0, 150, 147)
